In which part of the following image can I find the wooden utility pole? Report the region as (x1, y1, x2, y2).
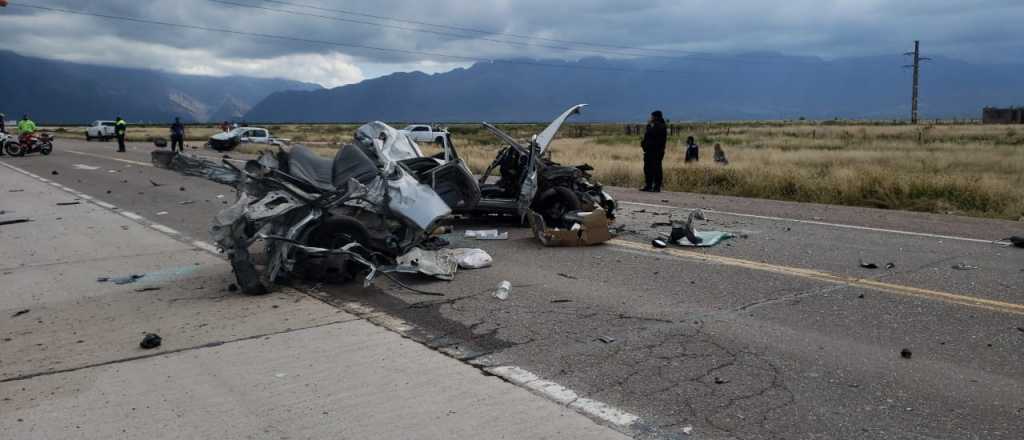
(904, 41, 931, 124)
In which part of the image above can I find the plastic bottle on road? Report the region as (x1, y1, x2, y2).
(493, 280, 511, 300)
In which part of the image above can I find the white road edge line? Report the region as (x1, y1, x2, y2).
(93, 200, 116, 209)
(619, 200, 1003, 245)
(120, 211, 144, 221)
(149, 223, 180, 235)
(485, 365, 640, 427)
(192, 240, 221, 255)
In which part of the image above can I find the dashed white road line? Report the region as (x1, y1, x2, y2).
(619, 200, 1005, 245)
(66, 149, 153, 167)
(93, 200, 116, 209)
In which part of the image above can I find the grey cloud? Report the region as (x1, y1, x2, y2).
(1, 0, 1022, 86)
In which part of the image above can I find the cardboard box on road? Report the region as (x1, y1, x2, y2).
(528, 208, 613, 246)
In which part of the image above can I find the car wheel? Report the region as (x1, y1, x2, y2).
(40, 142, 53, 155)
(85, 133, 92, 141)
(533, 186, 581, 225)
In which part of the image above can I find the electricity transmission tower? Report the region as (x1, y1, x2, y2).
(903, 40, 931, 124)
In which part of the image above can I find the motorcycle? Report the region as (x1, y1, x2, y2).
(151, 122, 453, 295)
(4, 133, 54, 157)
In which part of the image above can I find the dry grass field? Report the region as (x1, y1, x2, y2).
(45, 122, 1024, 220)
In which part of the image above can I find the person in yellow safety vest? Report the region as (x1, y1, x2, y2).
(114, 116, 127, 152)
(16, 114, 37, 146)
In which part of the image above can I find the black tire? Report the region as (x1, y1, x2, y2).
(40, 142, 53, 155)
(85, 133, 92, 141)
(301, 217, 373, 282)
(230, 253, 268, 295)
(435, 136, 444, 144)
(4, 142, 24, 157)
(533, 186, 581, 224)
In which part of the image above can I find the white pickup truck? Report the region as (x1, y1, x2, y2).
(85, 120, 117, 141)
(207, 127, 288, 151)
(400, 124, 448, 144)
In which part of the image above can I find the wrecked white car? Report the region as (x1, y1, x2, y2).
(153, 122, 462, 295)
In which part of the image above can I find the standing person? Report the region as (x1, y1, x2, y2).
(169, 117, 185, 153)
(713, 143, 729, 165)
(684, 136, 700, 163)
(0, 113, 6, 156)
(114, 116, 127, 152)
(640, 110, 667, 192)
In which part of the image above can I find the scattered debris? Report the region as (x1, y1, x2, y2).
(139, 333, 162, 349)
(51, 170, 59, 175)
(557, 273, 578, 280)
(493, 280, 512, 300)
(107, 170, 119, 174)
(134, 287, 161, 292)
(0, 218, 32, 226)
(464, 229, 508, 240)
(858, 293, 865, 299)
(156, 211, 168, 216)
(652, 239, 668, 248)
(951, 263, 979, 271)
(859, 260, 880, 269)
(215, 194, 225, 199)
(713, 377, 730, 384)
(650, 222, 672, 228)
(98, 274, 145, 285)
(900, 348, 913, 359)
(55, 201, 81, 206)
(179, 187, 186, 192)
(8, 189, 24, 193)
(528, 208, 613, 247)
(660, 209, 734, 247)
(106, 190, 112, 194)
(1016, 327, 1024, 333)
(149, 180, 164, 187)
(451, 248, 492, 269)
(72, 164, 100, 170)
(11, 309, 30, 318)
(597, 335, 616, 344)
(179, 200, 196, 205)
(885, 262, 896, 269)
(681, 426, 694, 435)
(550, 299, 572, 303)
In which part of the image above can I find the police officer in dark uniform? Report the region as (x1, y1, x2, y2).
(640, 110, 667, 192)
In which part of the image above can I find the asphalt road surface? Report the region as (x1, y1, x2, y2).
(4, 139, 1023, 439)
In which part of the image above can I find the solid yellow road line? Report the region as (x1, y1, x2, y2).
(609, 238, 1024, 316)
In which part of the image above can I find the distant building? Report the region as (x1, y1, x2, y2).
(982, 107, 1023, 124)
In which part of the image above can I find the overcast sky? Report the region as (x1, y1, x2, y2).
(1, 0, 1021, 87)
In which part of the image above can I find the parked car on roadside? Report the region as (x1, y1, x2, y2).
(85, 120, 116, 141)
(400, 124, 448, 144)
(207, 127, 287, 151)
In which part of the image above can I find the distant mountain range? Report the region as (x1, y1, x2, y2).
(0, 50, 320, 123)
(246, 54, 1024, 122)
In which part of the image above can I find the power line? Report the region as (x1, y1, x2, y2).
(210, 0, 774, 65)
(258, 0, 699, 56)
(9, 3, 693, 75)
(209, 0, 671, 59)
